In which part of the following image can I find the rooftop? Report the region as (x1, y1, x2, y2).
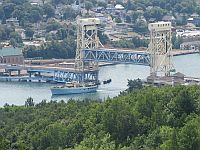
(0, 46, 23, 57)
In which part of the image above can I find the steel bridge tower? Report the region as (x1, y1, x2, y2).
(148, 22, 174, 76)
(74, 18, 101, 82)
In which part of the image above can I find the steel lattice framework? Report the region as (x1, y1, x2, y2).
(148, 22, 174, 76)
(83, 49, 150, 65)
(73, 18, 101, 83)
(53, 70, 98, 83)
(75, 18, 101, 71)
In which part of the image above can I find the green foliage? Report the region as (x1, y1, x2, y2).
(172, 34, 183, 49)
(144, 6, 167, 20)
(23, 36, 76, 59)
(1, 85, 200, 149)
(112, 37, 149, 49)
(85, 1, 93, 13)
(25, 27, 34, 39)
(43, 4, 55, 19)
(46, 21, 62, 33)
(115, 17, 122, 23)
(134, 20, 148, 34)
(127, 78, 143, 92)
(112, 39, 135, 49)
(63, 6, 78, 20)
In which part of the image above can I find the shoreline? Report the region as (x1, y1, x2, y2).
(172, 50, 199, 56)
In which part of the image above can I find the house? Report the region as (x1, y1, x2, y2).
(187, 17, 200, 26)
(6, 18, 19, 27)
(162, 15, 176, 26)
(191, 13, 199, 18)
(106, 4, 115, 13)
(95, 13, 107, 24)
(115, 4, 124, 10)
(172, 72, 185, 81)
(30, 0, 43, 6)
(149, 18, 156, 23)
(0, 46, 24, 65)
(180, 41, 200, 51)
(92, 7, 105, 13)
(177, 30, 200, 42)
(15, 28, 26, 39)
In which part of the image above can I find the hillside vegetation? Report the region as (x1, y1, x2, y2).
(1, 85, 200, 149)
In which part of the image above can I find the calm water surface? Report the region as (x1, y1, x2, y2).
(0, 54, 200, 106)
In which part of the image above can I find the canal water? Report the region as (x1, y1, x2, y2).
(0, 54, 200, 106)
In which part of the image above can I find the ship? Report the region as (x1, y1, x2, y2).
(51, 82, 98, 95)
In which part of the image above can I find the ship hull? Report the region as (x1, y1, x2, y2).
(51, 86, 97, 95)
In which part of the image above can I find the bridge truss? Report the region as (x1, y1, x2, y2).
(83, 49, 150, 65)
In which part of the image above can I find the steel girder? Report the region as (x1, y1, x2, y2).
(82, 49, 150, 65)
(53, 70, 98, 83)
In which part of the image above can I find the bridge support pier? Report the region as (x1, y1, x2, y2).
(18, 70, 20, 76)
(9, 71, 11, 77)
(29, 72, 31, 82)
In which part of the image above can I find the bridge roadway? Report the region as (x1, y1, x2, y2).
(0, 49, 150, 83)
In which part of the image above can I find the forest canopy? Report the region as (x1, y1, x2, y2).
(1, 85, 200, 149)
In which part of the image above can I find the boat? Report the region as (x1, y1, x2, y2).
(51, 82, 98, 95)
(103, 79, 112, 84)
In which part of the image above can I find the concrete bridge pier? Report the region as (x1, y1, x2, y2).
(18, 70, 20, 76)
(38, 72, 41, 82)
(8, 70, 12, 81)
(29, 72, 32, 82)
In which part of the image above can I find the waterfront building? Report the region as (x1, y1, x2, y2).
(162, 15, 176, 26)
(0, 46, 24, 64)
(180, 41, 200, 51)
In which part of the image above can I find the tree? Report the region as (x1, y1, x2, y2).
(97, 1, 107, 8)
(43, 4, 55, 18)
(29, 10, 42, 23)
(112, 39, 135, 48)
(144, 6, 167, 20)
(52, 0, 63, 6)
(85, 1, 93, 14)
(130, 12, 140, 23)
(25, 28, 34, 40)
(126, 0, 136, 10)
(134, 20, 148, 34)
(115, 17, 122, 23)
(172, 34, 183, 49)
(0, 7, 5, 20)
(127, 78, 143, 92)
(2, 3, 15, 18)
(74, 134, 116, 150)
(10, 38, 17, 47)
(63, 6, 77, 20)
(10, 32, 23, 44)
(178, 117, 200, 150)
(46, 21, 61, 32)
(25, 97, 34, 107)
(41, 0, 46, 5)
